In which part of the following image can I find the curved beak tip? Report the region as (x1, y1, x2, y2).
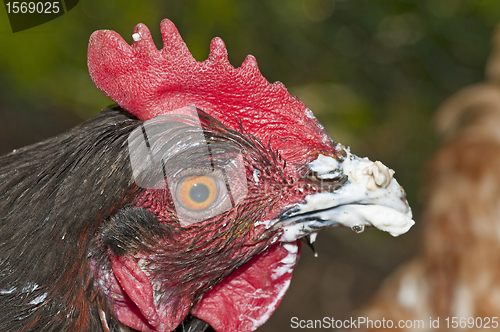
(277, 148, 415, 242)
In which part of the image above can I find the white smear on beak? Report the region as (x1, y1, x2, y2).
(280, 147, 414, 241)
(309, 232, 318, 243)
(282, 224, 308, 242)
(309, 154, 342, 179)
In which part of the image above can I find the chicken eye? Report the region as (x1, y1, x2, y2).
(177, 176, 219, 210)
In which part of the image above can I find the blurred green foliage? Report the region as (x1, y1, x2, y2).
(1, 0, 499, 214)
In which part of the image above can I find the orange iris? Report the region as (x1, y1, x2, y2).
(178, 176, 218, 210)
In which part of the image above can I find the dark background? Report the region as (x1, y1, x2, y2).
(1, 1, 499, 330)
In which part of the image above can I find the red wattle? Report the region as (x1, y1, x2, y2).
(109, 256, 187, 332)
(191, 241, 301, 332)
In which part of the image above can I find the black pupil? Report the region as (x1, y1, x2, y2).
(189, 183, 210, 203)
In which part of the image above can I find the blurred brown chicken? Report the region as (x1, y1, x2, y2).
(356, 25, 500, 332)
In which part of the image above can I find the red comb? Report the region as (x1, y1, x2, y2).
(88, 19, 333, 158)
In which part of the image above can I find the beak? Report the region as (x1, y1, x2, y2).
(275, 145, 415, 242)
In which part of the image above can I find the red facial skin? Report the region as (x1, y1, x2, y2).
(88, 19, 339, 332)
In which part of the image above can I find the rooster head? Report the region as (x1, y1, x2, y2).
(87, 19, 414, 332)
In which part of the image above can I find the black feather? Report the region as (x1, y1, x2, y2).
(0, 106, 141, 331)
